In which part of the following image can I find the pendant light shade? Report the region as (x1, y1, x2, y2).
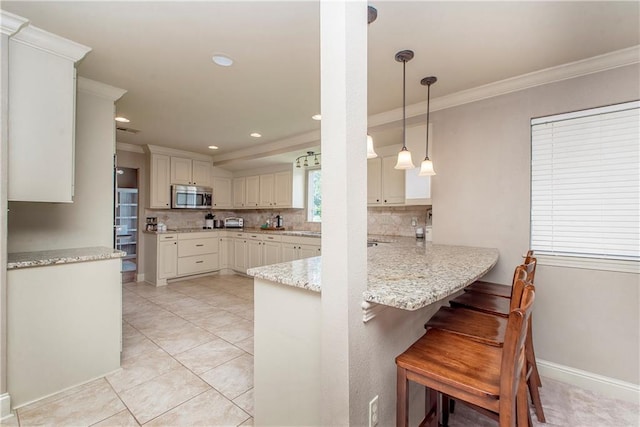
(418, 76, 437, 176)
(366, 135, 378, 159)
(394, 49, 415, 170)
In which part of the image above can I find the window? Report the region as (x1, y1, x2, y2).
(530, 100, 639, 271)
(307, 168, 322, 222)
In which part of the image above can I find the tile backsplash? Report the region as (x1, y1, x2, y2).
(145, 205, 430, 237)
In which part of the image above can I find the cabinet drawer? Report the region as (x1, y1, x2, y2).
(158, 233, 178, 241)
(177, 254, 218, 275)
(178, 238, 219, 257)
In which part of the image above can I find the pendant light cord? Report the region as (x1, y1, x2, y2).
(425, 82, 430, 160)
(402, 59, 407, 150)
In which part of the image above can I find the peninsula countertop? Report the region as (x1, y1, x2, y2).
(247, 236, 499, 311)
(8, 247, 126, 270)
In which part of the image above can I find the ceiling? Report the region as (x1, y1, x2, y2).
(3, 1, 639, 171)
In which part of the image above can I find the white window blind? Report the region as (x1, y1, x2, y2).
(530, 100, 640, 262)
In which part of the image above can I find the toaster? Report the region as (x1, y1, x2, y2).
(224, 217, 244, 228)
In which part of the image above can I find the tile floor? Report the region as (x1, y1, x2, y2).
(2, 273, 638, 426)
(8, 273, 256, 427)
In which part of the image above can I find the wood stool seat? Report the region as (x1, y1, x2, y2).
(426, 306, 506, 346)
(465, 281, 512, 298)
(449, 292, 511, 317)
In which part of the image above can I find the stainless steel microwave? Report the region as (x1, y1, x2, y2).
(171, 185, 212, 209)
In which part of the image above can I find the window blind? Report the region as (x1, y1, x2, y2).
(530, 100, 640, 262)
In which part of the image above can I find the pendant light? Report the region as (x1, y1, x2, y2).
(418, 76, 437, 176)
(394, 50, 415, 169)
(366, 135, 377, 159)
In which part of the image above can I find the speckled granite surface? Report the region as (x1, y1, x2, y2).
(8, 247, 126, 270)
(144, 228, 321, 238)
(248, 237, 499, 311)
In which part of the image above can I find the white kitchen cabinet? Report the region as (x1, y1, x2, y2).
(233, 177, 246, 208)
(381, 155, 405, 205)
(158, 239, 178, 279)
(149, 154, 171, 208)
(247, 235, 264, 269)
(143, 233, 178, 285)
(219, 236, 234, 269)
(8, 25, 91, 202)
(259, 174, 275, 207)
(245, 175, 260, 208)
(171, 157, 211, 186)
(262, 235, 282, 266)
(275, 171, 298, 207)
(281, 236, 321, 261)
(233, 235, 248, 272)
(213, 176, 232, 208)
(367, 158, 383, 205)
(176, 232, 219, 276)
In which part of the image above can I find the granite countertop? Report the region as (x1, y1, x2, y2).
(247, 237, 499, 311)
(8, 247, 126, 270)
(144, 228, 321, 238)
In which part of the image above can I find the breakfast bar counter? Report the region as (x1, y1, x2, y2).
(247, 237, 499, 311)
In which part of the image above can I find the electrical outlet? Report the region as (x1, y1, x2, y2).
(369, 395, 379, 427)
(411, 217, 417, 227)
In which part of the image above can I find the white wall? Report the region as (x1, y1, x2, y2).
(431, 64, 640, 385)
(8, 89, 116, 252)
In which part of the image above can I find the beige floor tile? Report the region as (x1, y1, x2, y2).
(0, 414, 18, 427)
(107, 347, 180, 393)
(239, 417, 254, 426)
(191, 310, 245, 333)
(15, 378, 109, 415)
(200, 354, 254, 400)
(234, 336, 254, 355)
(91, 409, 139, 426)
(17, 378, 124, 427)
(146, 322, 217, 355)
(224, 303, 254, 320)
(121, 331, 160, 361)
(145, 389, 250, 427)
(200, 293, 248, 308)
(174, 338, 246, 374)
(212, 319, 254, 344)
(233, 388, 254, 416)
(118, 367, 209, 425)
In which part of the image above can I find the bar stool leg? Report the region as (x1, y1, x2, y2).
(397, 367, 409, 427)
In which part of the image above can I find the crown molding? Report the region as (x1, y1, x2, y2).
(145, 144, 213, 161)
(368, 45, 640, 129)
(0, 10, 28, 36)
(77, 77, 126, 101)
(10, 24, 91, 62)
(116, 142, 144, 154)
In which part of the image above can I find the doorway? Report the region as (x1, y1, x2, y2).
(115, 167, 139, 283)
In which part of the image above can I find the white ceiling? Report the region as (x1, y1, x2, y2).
(3, 1, 639, 171)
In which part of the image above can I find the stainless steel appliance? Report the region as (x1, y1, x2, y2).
(224, 217, 244, 228)
(171, 185, 212, 209)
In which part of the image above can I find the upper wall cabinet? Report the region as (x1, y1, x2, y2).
(170, 157, 211, 187)
(233, 167, 304, 210)
(145, 145, 213, 209)
(8, 25, 91, 202)
(212, 176, 232, 209)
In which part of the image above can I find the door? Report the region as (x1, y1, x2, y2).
(158, 240, 178, 279)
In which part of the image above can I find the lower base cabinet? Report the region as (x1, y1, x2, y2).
(145, 230, 320, 285)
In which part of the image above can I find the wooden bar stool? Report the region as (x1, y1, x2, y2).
(464, 250, 535, 299)
(435, 259, 545, 423)
(397, 284, 536, 427)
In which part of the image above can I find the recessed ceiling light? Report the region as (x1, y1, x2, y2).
(115, 116, 130, 123)
(208, 145, 219, 150)
(212, 54, 233, 67)
(312, 114, 321, 121)
(250, 133, 262, 138)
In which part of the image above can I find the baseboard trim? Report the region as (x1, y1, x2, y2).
(537, 359, 640, 404)
(0, 393, 12, 420)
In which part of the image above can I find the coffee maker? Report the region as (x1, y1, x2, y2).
(205, 213, 214, 229)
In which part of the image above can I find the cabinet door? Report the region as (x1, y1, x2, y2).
(170, 157, 193, 185)
(233, 239, 247, 271)
(382, 155, 405, 205)
(298, 244, 320, 259)
(262, 240, 282, 266)
(192, 160, 211, 186)
(247, 239, 263, 269)
(245, 175, 260, 207)
(367, 158, 382, 205)
(150, 154, 171, 208)
(281, 243, 298, 262)
(213, 177, 232, 208)
(158, 240, 178, 279)
(233, 177, 246, 208)
(259, 174, 275, 207)
(274, 171, 293, 207)
(219, 237, 234, 269)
